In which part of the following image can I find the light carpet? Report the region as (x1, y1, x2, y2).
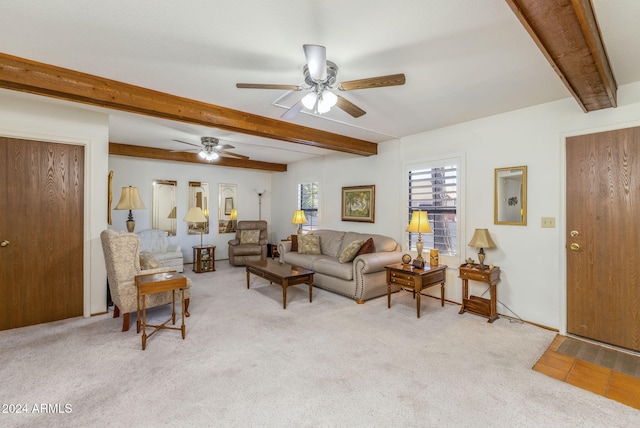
(1, 263, 639, 427)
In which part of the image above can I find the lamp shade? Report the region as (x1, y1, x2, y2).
(115, 186, 145, 210)
(229, 209, 238, 219)
(292, 210, 307, 225)
(167, 206, 177, 219)
(467, 228, 497, 249)
(183, 207, 207, 223)
(406, 210, 432, 234)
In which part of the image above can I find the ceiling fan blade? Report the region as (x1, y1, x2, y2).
(303, 44, 327, 82)
(236, 83, 303, 91)
(215, 143, 235, 150)
(172, 139, 202, 148)
(281, 99, 304, 119)
(338, 73, 406, 91)
(220, 150, 249, 160)
(336, 95, 366, 118)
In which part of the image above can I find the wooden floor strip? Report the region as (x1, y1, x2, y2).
(533, 335, 640, 410)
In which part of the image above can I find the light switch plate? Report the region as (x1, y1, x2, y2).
(541, 217, 556, 228)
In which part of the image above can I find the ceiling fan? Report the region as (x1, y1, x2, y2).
(236, 44, 406, 119)
(173, 136, 249, 161)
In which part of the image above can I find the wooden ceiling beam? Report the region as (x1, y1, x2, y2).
(506, 0, 617, 112)
(0, 52, 377, 157)
(109, 143, 287, 172)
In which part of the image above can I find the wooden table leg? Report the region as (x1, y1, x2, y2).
(459, 278, 468, 314)
(308, 276, 313, 303)
(416, 286, 421, 318)
(387, 282, 391, 308)
(181, 289, 186, 339)
(282, 279, 288, 309)
(440, 283, 445, 306)
(246, 268, 250, 289)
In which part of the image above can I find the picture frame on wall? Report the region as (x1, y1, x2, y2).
(341, 185, 375, 223)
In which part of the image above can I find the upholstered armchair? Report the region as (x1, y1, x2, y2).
(228, 220, 268, 266)
(137, 229, 184, 272)
(100, 229, 191, 332)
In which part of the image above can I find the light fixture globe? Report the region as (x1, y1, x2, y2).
(302, 92, 317, 109)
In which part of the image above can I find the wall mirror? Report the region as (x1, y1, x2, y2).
(494, 166, 527, 225)
(218, 183, 237, 234)
(188, 181, 209, 235)
(152, 179, 177, 236)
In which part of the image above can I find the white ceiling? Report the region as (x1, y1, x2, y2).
(2, 0, 639, 165)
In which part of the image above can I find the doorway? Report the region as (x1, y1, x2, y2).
(0, 137, 84, 330)
(566, 126, 640, 352)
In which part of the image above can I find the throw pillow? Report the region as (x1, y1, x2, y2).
(140, 251, 160, 270)
(339, 240, 364, 263)
(290, 234, 298, 252)
(240, 229, 260, 244)
(298, 234, 321, 255)
(356, 237, 375, 256)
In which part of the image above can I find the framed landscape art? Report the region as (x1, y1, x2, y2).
(342, 185, 375, 223)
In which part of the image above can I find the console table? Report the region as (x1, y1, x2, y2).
(386, 263, 447, 318)
(458, 263, 500, 323)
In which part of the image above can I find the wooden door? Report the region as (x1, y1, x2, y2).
(0, 137, 84, 330)
(566, 127, 640, 352)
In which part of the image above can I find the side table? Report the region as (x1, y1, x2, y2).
(135, 272, 187, 350)
(386, 263, 448, 318)
(458, 263, 501, 323)
(192, 245, 215, 273)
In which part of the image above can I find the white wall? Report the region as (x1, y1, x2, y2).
(271, 81, 640, 330)
(0, 90, 109, 317)
(108, 155, 273, 261)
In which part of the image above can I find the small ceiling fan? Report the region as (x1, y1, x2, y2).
(173, 136, 249, 161)
(236, 44, 405, 119)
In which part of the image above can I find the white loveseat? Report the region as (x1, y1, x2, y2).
(278, 230, 403, 303)
(137, 229, 184, 272)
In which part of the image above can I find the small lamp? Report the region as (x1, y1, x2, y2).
(114, 186, 145, 233)
(183, 207, 208, 247)
(406, 210, 432, 268)
(292, 210, 307, 234)
(467, 228, 497, 269)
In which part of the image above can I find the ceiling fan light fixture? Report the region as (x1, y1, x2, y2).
(198, 151, 207, 159)
(301, 92, 317, 109)
(319, 91, 337, 110)
(205, 152, 219, 161)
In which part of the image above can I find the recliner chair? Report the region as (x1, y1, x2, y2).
(228, 220, 268, 266)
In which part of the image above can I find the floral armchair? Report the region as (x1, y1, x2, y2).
(100, 229, 191, 332)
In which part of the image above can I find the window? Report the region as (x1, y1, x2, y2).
(298, 182, 319, 232)
(407, 160, 458, 256)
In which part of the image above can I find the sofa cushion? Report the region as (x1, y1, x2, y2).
(298, 234, 321, 254)
(140, 251, 160, 269)
(311, 230, 345, 257)
(339, 239, 364, 263)
(312, 257, 353, 280)
(283, 251, 323, 269)
(356, 237, 375, 256)
(240, 229, 260, 244)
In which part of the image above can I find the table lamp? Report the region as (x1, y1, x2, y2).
(292, 210, 307, 234)
(115, 186, 145, 232)
(406, 210, 432, 268)
(467, 228, 497, 269)
(183, 207, 208, 246)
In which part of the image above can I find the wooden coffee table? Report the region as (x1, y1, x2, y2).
(246, 260, 314, 309)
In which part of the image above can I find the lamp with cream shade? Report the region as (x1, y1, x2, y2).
(115, 186, 145, 233)
(183, 207, 208, 246)
(467, 228, 497, 269)
(406, 210, 432, 268)
(292, 210, 307, 234)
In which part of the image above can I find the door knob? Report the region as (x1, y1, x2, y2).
(1, 240, 9, 247)
(570, 243, 580, 251)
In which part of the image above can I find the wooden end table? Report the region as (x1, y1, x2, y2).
(246, 260, 314, 309)
(135, 272, 187, 350)
(458, 263, 501, 323)
(193, 245, 215, 273)
(386, 263, 448, 318)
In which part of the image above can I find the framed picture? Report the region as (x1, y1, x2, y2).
(342, 185, 375, 223)
(224, 197, 234, 215)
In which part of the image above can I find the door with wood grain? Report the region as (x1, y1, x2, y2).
(566, 127, 640, 352)
(0, 137, 84, 330)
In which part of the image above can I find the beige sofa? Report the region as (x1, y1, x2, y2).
(278, 230, 402, 303)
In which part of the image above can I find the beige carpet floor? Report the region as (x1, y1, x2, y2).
(1, 262, 639, 427)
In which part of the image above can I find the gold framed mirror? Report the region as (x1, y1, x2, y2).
(494, 166, 527, 225)
(218, 183, 237, 234)
(152, 179, 177, 236)
(188, 182, 209, 235)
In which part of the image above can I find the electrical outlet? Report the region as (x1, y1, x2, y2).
(541, 217, 556, 228)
